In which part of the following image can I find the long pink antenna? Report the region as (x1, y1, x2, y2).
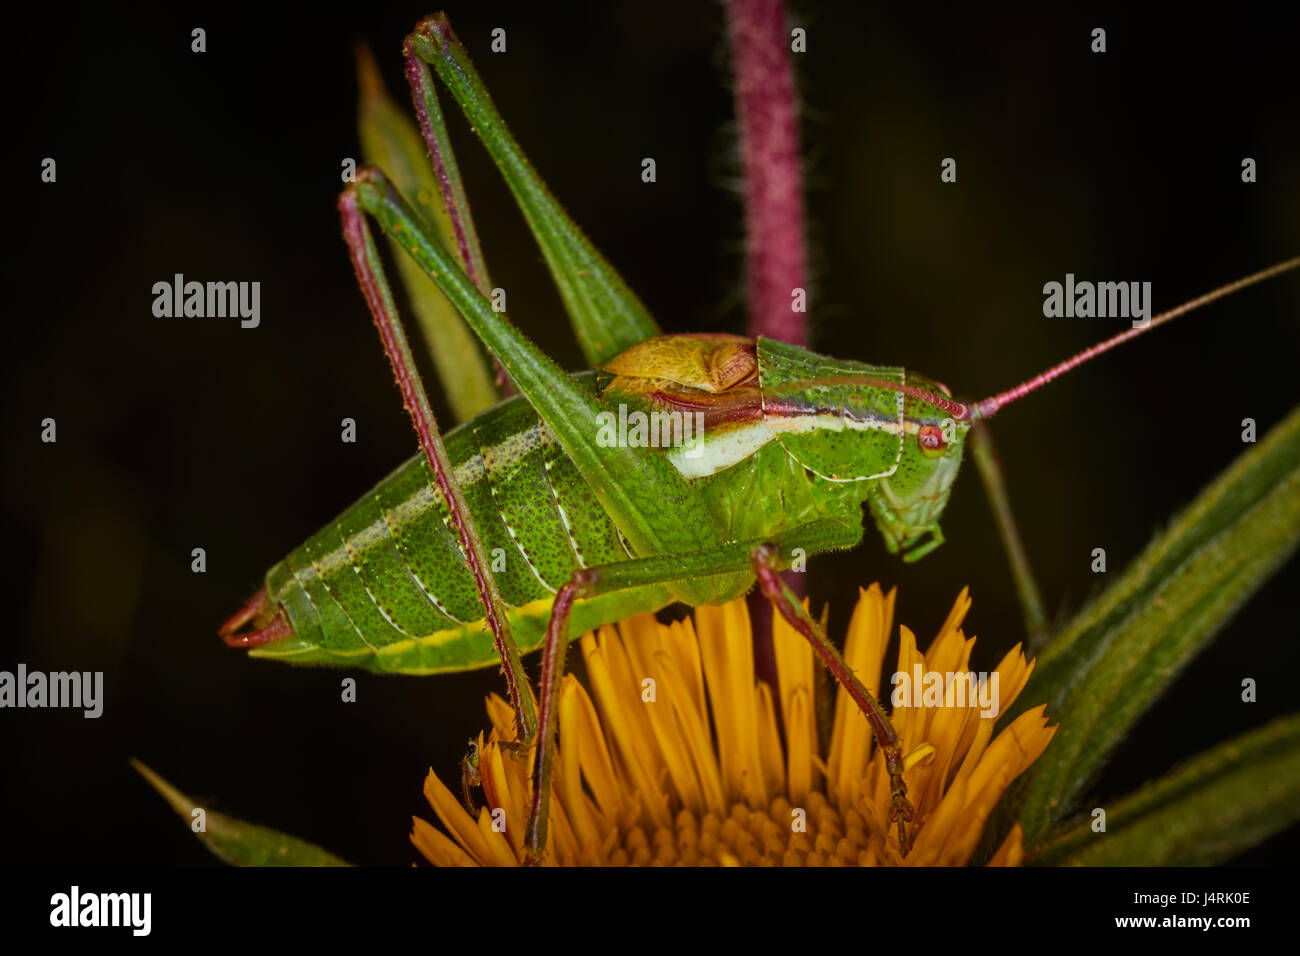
(972, 256, 1300, 420)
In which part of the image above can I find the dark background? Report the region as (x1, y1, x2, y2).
(5, 1, 1299, 866)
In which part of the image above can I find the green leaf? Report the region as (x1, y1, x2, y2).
(132, 759, 351, 866)
(409, 15, 661, 366)
(356, 43, 497, 423)
(1032, 713, 1300, 865)
(1003, 402, 1300, 844)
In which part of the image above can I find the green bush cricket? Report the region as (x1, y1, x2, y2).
(217, 14, 1300, 863)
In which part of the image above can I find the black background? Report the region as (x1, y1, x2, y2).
(5, 1, 1299, 866)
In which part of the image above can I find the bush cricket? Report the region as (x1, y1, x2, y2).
(217, 14, 1300, 862)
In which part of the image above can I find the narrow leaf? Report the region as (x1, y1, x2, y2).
(132, 759, 351, 867)
(410, 16, 662, 366)
(1002, 402, 1300, 843)
(356, 43, 497, 422)
(1032, 713, 1300, 865)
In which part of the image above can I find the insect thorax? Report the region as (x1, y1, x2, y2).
(598, 334, 968, 557)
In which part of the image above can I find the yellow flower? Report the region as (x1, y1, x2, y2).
(412, 584, 1055, 866)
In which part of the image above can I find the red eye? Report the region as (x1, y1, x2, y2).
(917, 424, 947, 455)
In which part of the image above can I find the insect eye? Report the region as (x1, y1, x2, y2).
(917, 424, 947, 456)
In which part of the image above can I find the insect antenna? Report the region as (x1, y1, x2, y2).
(971, 256, 1300, 420)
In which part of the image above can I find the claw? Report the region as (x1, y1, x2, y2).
(460, 740, 482, 816)
(889, 778, 914, 856)
(892, 796, 915, 823)
(500, 737, 533, 763)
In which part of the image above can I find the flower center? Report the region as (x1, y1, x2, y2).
(608, 790, 878, 866)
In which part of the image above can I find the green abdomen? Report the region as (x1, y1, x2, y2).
(255, 389, 666, 674)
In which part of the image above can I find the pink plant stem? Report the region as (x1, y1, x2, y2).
(725, 0, 809, 346)
(725, 0, 810, 698)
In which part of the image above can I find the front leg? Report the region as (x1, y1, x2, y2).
(750, 543, 915, 856)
